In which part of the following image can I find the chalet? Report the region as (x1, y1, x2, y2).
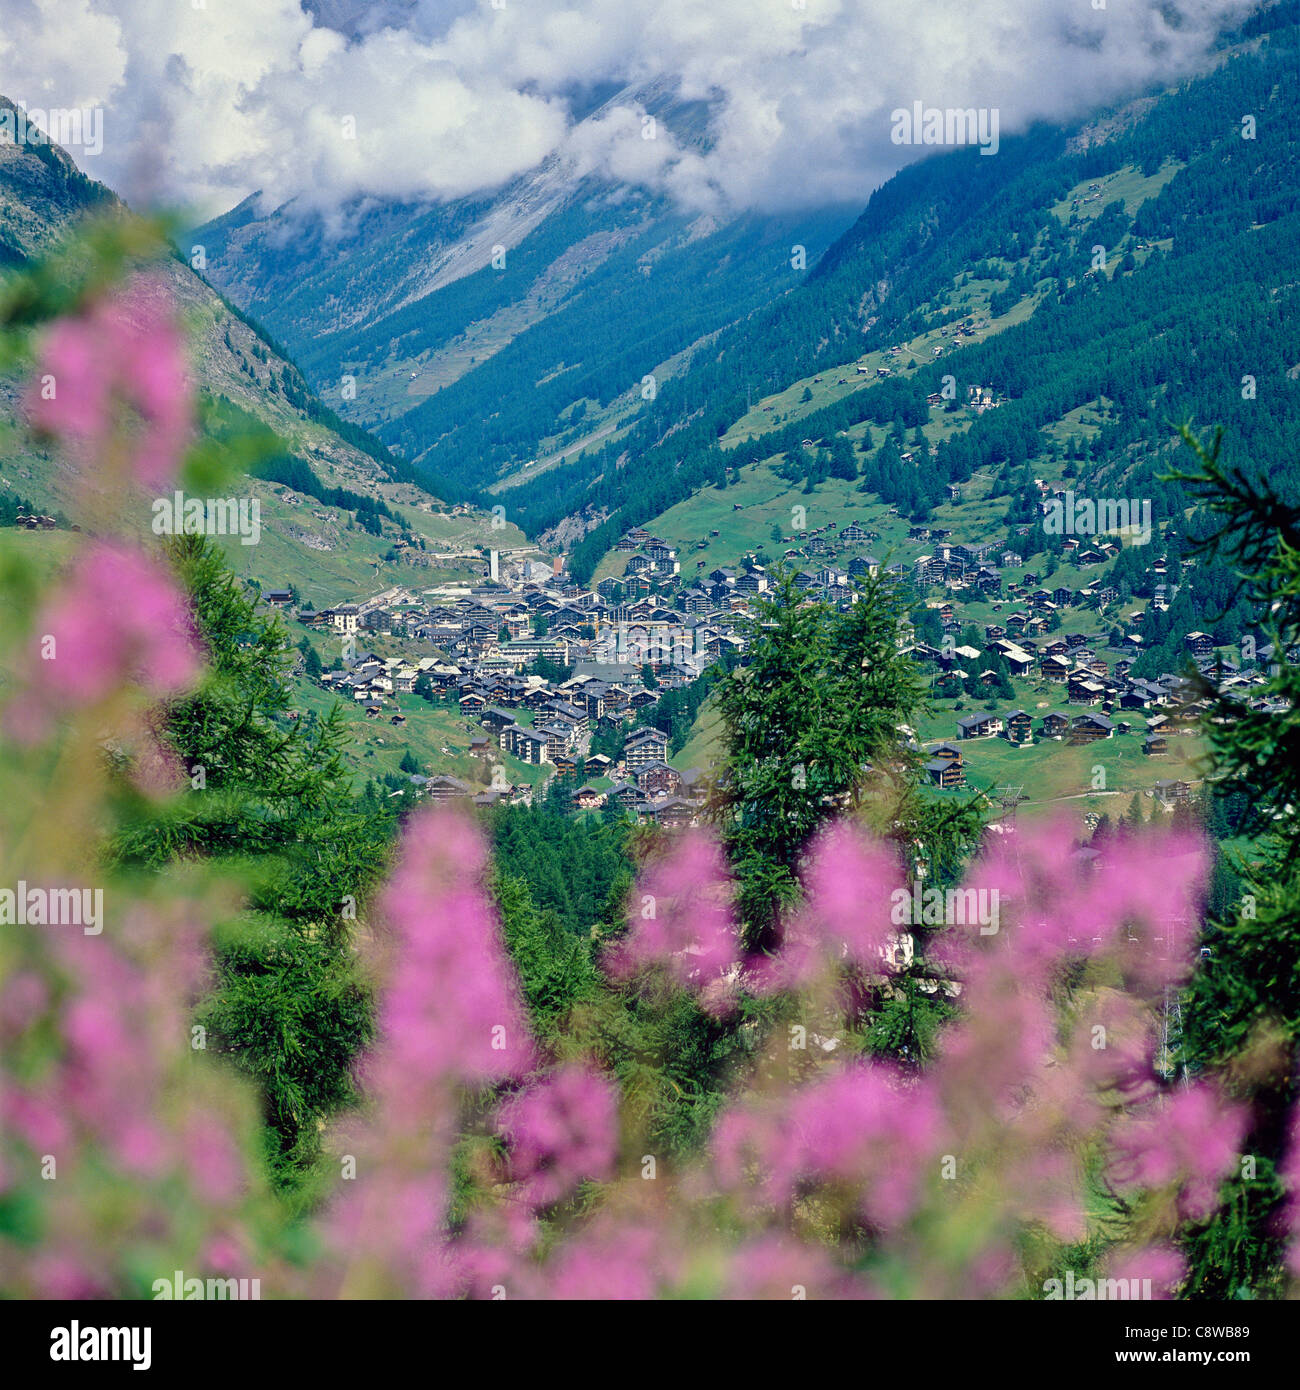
(585, 753, 613, 778)
(625, 727, 670, 770)
(926, 754, 965, 788)
(1069, 712, 1115, 744)
(1040, 712, 1069, 739)
(1153, 778, 1193, 806)
(502, 726, 550, 765)
(990, 639, 1034, 676)
(1067, 673, 1106, 706)
(636, 762, 683, 797)
(956, 712, 1003, 740)
(572, 785, 605, 810)
(479, 707, 516, 735)
(609, 781, 643, 809)
(1143, 733, 1168, 756)
(1041, 654, 1071, 682)
(1003, 710, 1033, 745)
(535, 723, 575, 761)
(328, 603, 361, 634)
(1120, 683, 1157, 710)
(425, 775, 474, 803)
(1185, 631, 1215, 658)
(644, 797, 697, 829)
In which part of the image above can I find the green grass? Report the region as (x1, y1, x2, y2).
(717, 282, 1040, 448)
(926, 728, 1204, 818)
(289, 676, 552, 792)
(1048, 162, 1184, 225)
(593, 458, 920, 584)
(671, 699, 723, 775)
(0, 524, 79, 580)
(665, 663, 1202, 822)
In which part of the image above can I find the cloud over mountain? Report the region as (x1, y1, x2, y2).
(0, 0, 1265, 219)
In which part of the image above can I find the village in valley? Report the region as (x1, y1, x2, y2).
(273, 468, 1287, 832)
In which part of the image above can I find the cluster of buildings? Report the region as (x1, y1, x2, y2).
(282, 556, 770, 821)
(270, 479, 1283, 827)
(924, 629, 1288, 790)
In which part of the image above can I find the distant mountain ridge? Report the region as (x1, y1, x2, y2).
(190, 2, 1300, 594)
(192, 78, 855, 498)
(0, 98, 526, 606)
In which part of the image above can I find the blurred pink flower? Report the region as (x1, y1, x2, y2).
(1109, 1083, 1246, 1220)
(542, 1217, 673, 1300)
(6, 541, 201, 741)
(1279, 1104, 1300, 1278)
(725, 1233, 864, 1300)
(29, 1252, 110, 1300)
(0, 971, 49, 1039)
(752, 823, 903, 993)
(603, 831, 742, 1011)
(714, 1062, 941, 1230)
(26, 277, 191, 491)
(374, 807, 532, 1084)
(323, 809, 534, 1295)
(1103, 1244, 1187, 1299)
(2, 1086, 71, 1153)
(183, 1116, 246, 1205)
(498, 1064, 618, 1206)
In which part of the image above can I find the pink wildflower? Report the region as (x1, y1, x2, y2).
(374, 807, 532, 1084)
(603, 831, 742, 1011)
(498, 1064, 618, 1206)
(26, 276, 191, 491)
(6, 542, 201, 741)
(1103, 1244, 1188, 1299)
(1109, 1083, 1246, 1220)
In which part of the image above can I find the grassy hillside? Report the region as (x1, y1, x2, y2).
(0, 98, 531, 607)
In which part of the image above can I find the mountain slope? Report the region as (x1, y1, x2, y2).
(557, 5, 1300, 583)
(0, 98, 530, 605)
(192, 80, 855, 499)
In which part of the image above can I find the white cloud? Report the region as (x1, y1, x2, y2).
(0, 0, 1266, 219)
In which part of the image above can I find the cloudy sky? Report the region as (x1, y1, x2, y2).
(0, 0, 1265, 220)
